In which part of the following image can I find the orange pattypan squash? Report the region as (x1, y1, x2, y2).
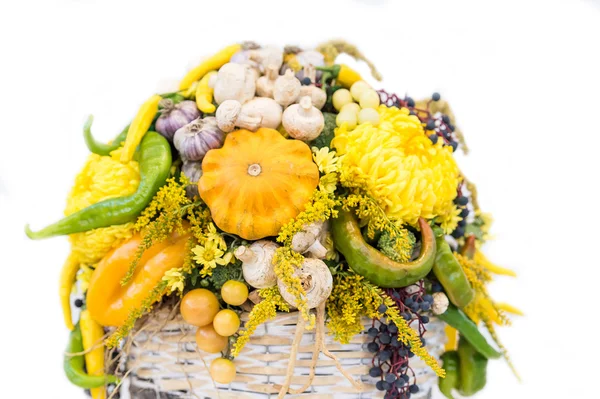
(199, 128, 319, 240)
(87, 228, 190, 326)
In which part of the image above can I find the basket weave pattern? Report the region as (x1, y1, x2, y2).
(125, 308, 446, 399)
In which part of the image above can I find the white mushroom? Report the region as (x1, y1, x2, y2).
(213, 63, 256, 105)
(235, 240, 279, 289)
(277, 258, 333, 309)
(216, 97, 282, 132)
(273, 69, 301, 107)
(256, 65, 279, 98)
(296, 65, 327, 110)
(291, 221, 328, 259)
(432, 292, 450, 315)
(282, 96, 324, 141)
(249, 46, 284, 72)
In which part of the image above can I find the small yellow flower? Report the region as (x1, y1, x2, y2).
(206, 222, 227, 250)
(76, 264, 94, 294)
(319, 173, 338, 194)
(193, 240, 229, 276)
(162, 268, 185, 294)
(312, 146, 339, 174)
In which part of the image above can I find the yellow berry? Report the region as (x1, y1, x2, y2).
(350, 80, 371, 101)
(195, 324, 228, 353)
(336, 110, 357, 130)
(358, 108, 380, 126)
(359, 89, 380, 109)
(332, 89, 353, 111)
(210, 358, 236, 384)
(213, 309, 241, 337)
(221, 280, 249, 306)
(180, 289, 220, 327)
(340, 102, 360, 115)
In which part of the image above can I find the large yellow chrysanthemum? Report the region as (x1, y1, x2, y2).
(65, 148, 140, 265)
(332, 105, 460, 232)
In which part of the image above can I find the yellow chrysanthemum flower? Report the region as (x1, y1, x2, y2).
(65, 148, 140, 264)
(318, 173, 338, 194)
(312, 146, 339, 174)
(332, 105, 460, 228)
(193, 240, 232, 276)
(206, 222, 227, 250)
(162, 268, 185, 294)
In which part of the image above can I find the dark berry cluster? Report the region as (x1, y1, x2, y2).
(451, 183, 471, 239)
(377, 90, 460, 152)
(365, 282, 435, 398)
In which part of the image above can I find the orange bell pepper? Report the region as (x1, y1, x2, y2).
(87, 228, 190, 327)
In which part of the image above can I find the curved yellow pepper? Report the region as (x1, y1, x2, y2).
(86, 228, 190, 327)
(179, 43, 241, 91)
(474, 250, 516, 277)
(195, 71, 217, 113)
(336, 64, 363, 88)
(120, 94, 162, 163)
(60, 254, 80, 330)
(80, 310, 107, 399)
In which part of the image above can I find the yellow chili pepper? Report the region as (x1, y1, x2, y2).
(60, 253, 80, 330)
(80, 310, 107, 399)
(474, 250, 517, 277)
(195, 71, 217, 113)
(316, 64, 363, 88)
(120, 94, 162, 163)
(445, 325, 459, 351)
(496, 302, 524, 316)
(179, 43, 241, 91)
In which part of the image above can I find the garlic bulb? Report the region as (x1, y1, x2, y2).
(173, 117, 225, 161)
(277, 258, 333, 309)
(235, 240, 279, 288)
(182, 160, 202, 199)
(155, 99, 200, 141)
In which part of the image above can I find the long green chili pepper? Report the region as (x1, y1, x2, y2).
(64, 324, 118, 389)
(439, 351, 460, 399)
(331, 209, 436, 288)
(432, 229, 474, 308)
(83, 115, 129, 156)
(457, 336, 488, 396)
(438, 304, 501, 359)
(25, 132, 171, 239)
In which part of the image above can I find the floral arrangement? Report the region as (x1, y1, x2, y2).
(26, 40, 520, 399)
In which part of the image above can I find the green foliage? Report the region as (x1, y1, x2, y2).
(310, 112, 337, 149)
(377, 226, 416, 262)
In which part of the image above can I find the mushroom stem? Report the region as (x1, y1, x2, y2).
(235, 245, 258, 264)
(305, 240, 328, 259)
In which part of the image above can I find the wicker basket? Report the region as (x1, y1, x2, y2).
(123, 306, 446, 399)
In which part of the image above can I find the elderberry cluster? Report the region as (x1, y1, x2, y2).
(365, 283, 435, 398)
(452, 192, 470, 239)
(377, 90, 460, 152)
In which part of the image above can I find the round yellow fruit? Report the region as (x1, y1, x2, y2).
(221, 280, 249, 306)
(180, 289, 220, 327)
(213, 309, 241, 337)
(195, 324, 228, 353)
(210, 358, 237, 384)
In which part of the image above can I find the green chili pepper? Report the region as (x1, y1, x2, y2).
(438, 304, 501, 359)
(457, 336, 488, 396)
(25, 131, 171, 239)
(433, 230, 474, 308)
(83, 115, 129, 156)
(64, 324, 118, 389)
(331, 209, 436, 287)
(439, 351, 460, 399)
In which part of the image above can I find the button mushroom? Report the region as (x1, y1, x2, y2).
(277, 258, 333, 309)
(213, 62, 256, 105)
(256, 65, 279, 98)
(273, 69, 301, 108)
(432, 292, 450, 315)
(249, 46, 284, 72)
(291, 220, 329, 259)
(234, 240, 279, 289)
(282, 96, 324, 141)
(216, 97, 282, 133)
(296, 65, 327, 110)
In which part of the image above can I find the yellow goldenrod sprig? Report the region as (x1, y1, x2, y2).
(232, 287, 290, 357)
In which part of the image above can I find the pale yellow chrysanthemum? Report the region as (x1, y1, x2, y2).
(162, 268, 185, 294)
(312, 146, 339, 174)
(332, 105, 460, 227)
(206, 222, 227, 250)
(319, 173, 338, 194)
(193, 240, 231, 276)
(65, 148, 140, 264)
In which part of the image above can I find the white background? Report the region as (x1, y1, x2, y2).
(1, 0, 599, 398)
